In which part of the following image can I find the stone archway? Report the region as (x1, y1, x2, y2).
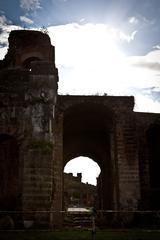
(22, 57, 41, 70)
(63, 102, 116, 211)
(52, 99, 118, 227)
(52, 95, 141, 227)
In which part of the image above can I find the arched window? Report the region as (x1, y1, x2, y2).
(22, 57, 41, 70)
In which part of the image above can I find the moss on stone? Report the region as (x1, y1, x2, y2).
(29, 140, 53, 154)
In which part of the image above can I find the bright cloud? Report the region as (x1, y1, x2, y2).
(20, 15, 34, 24)
(130, 50, 160, 71)
(64, 157, 101, 185)
(153, 45, 160, 50)
(135, 94, 160, 113)
(47, 23, 160, 113)
(0, 15, 8, 25)
(0, 22, 159, 113)
(48, 23, 137, 67)
(129, 16, 139, 25)
(119, 30, 137, 43)
(129, 15, 155, 30)
(0, 15, 21, 48)
(20, 0, 41, 11)
(0, 15, 12, 25)
(0, 24, 22, 47)
(0, 15, 22, 56)
(0, 46, 8, 58)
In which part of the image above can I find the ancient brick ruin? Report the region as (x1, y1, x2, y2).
(0, 30, 160, 228)
(64, 173, 96, 209)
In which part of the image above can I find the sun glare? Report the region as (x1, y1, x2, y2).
(49, 23, 141, 95)
(0, 23, 154, 113)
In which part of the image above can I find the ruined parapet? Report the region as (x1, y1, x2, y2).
(1, 30, 55, 69)
(0, 30, 58, 136)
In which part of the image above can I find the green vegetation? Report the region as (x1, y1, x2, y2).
(29, 140, 53, 154)
(0, 229, 160, 240)
(39, 26, 49, 35)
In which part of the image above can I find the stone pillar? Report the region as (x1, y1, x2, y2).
(110, 130, 119, 211)
(51, 111, 63, 228)
(22, 62, 58, 227)
(23, 150, 54, 226)
(115, 112, 140, 224)
(138, 135, 150, 209)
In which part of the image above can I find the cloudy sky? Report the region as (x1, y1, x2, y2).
(0, 0, 160, 183)
(0, 0, 160, 113)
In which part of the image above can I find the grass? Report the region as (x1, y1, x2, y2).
(0, 229, 160, 240)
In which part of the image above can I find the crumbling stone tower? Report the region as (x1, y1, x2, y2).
(0, 30, 58, 227)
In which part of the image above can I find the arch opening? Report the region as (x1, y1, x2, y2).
(62, 102, 116, 211)
(64, 156, 101, 185)
(63, 156, 101, 210)
(22, 57, 41, 70)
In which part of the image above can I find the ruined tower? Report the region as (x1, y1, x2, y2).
(0, 30, 58, 227)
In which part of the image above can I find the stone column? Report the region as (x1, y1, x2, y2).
(110, 129, 119, 211)
(22, 62, 58, 227)
(50, 111, 63, 228)
(115, 112, 140, 224)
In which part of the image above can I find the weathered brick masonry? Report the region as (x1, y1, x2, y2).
(0, 30, 160, 227)
(0, 30, 58, 227)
